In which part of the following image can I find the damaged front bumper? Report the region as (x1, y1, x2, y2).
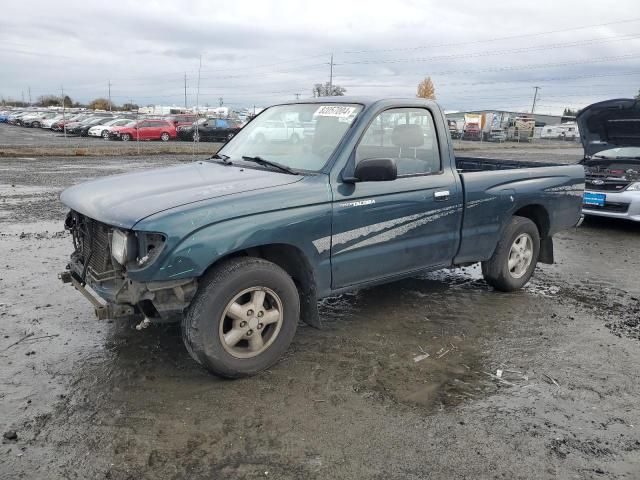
(59, 264, 197, 322)
(59, 270, 134, 320)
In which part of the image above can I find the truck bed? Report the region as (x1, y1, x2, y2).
(455, 156, 562, 172)
(452, 157, 585, 265)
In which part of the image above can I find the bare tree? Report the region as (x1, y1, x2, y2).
(87, 98, 111, 110)
(417, 77, 436, 100)
(312, 82, 346, 97)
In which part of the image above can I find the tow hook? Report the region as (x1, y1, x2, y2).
(59, 271, 72, 283)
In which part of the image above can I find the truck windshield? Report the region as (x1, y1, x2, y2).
(218, 103, 362, 172)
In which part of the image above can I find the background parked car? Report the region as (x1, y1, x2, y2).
(52, 114, 90, 131)
(110, 119, 176, 141)
(41, 114, 66, 129)
(249, 119, 304, 143)
(88, 118, 134, 138)
(67, 116, 116, 136)
(8, 111, 31, 125)
(177, 117, 242, 142)
(22, 111, 59, 128)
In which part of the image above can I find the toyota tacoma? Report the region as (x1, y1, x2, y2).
(59, 98, 585, 377)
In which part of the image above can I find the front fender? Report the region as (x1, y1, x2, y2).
(127, 203, 333, 293)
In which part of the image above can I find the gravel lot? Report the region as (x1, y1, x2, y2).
(1, 151, 639, 479)
(0, 123, 222, 156)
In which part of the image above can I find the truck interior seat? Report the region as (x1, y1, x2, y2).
(392, 124, 439, 175)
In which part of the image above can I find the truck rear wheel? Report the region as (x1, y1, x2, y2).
(182, 257, 299, 378)
(481, 216, 540, 292)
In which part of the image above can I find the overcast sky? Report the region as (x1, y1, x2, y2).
(1, 0, 639, 114)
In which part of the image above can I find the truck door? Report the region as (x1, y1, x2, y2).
(330, 107, 462, 289)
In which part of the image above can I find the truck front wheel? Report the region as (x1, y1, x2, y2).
(481, 216, 540, 292)
(182, 257, 300, 378)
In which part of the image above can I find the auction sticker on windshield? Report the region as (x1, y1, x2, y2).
(315, 105, 357, 118)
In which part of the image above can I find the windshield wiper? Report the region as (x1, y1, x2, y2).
(241, 156, 299, 175)
(208, 153, 232, 164)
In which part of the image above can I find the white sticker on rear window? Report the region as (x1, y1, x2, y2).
(314, 105, 357, 118)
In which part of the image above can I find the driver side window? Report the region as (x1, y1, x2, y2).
(356, 108, 440, 176)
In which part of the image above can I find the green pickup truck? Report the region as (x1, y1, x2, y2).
(60, 97, 584, 377)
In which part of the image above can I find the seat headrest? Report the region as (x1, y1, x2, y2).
(392, 124, 424, 149)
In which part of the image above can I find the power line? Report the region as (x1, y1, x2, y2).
(336, 53, 640, 78)
(341, 17, 640, 54)
(341, 34, 640, 65)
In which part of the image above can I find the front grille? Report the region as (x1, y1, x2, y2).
(585, 176, 631, 192)
(585, 202, 630, 213)
(67, 212, 120, 282)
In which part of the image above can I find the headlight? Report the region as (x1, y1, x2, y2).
(111, 229, 136, 265)
(627, 182, 640, 191)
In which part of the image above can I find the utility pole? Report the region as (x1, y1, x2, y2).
(329, 54, 334, 94)
(28, 86, 31, 105)
(108, 80, 112, 111)
(184, 73, 187, 109)
(194, 55, 202, 155)
(21, 91, 25, 105)
(295, 93, 300, 100)
(531, 86, 541, 114)
(61, 85, 66, 139)
(219, 97, 223, 107)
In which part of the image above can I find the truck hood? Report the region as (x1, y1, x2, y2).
(59, 161, 303, 229)
(576, 98, 640, 158)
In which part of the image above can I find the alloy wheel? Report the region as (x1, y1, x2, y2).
(508, 233, 533, 278)
(218, 287, 283, 359)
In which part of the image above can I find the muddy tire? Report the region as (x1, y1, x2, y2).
(121, 133, 131, 141)
(481, 216, 540, 292)
(182, 257, 299, 378)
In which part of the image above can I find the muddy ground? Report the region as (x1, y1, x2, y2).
(1, 151, 639, 480)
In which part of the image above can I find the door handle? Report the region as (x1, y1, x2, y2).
(434, 190, 450, 201)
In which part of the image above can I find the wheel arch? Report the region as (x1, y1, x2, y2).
(202, 243, 321, 328)
(513, 204, 553, 264)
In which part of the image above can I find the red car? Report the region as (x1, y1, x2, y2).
(109, 119, 177, 141)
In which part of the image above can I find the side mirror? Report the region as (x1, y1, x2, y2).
(346, 158, 397, 183)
